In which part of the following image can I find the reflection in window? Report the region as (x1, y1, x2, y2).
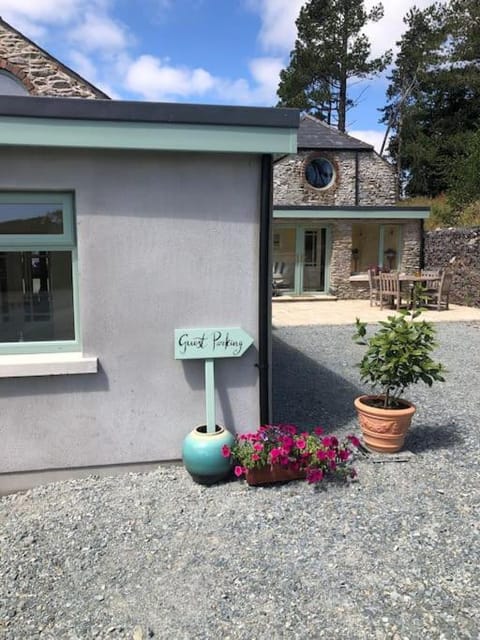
(0, 203, 64, 234)
(0, 251, 74, 343)
(305, 158, 335, 189)
(351, 223, 401, 274)
(0, 70, 29, 96)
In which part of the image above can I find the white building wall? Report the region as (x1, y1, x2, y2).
(0, 147, 261, 477)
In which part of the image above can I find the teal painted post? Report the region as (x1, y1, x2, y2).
(205, 358, 216, 433)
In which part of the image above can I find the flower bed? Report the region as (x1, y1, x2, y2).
(222, 424, 360, 485)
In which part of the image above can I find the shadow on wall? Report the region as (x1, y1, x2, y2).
(272, 334, 362, 432)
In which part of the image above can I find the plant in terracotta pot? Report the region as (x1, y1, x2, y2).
(222, 423, 360, 486)
(353, 309, 446, 453)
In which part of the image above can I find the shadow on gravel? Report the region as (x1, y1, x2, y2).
(272, 334, 363, 431)
(406, 422, 463, 453)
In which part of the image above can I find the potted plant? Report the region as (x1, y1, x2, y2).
(353, 309, 445, 453)
(222, 423, 360, 485)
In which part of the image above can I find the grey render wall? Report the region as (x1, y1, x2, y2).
(0, 20, 106, 98)
(273, 150, 396, 206)
(0, 148, 261, 474)
(425, 227, 480, 307)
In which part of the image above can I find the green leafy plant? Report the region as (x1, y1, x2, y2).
(353, 309, 446, 409)
(222, 424, 360, 485)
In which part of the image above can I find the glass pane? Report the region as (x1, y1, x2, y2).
(0, 251, 74, 343)
(383, 225, 401, 270)
(351, 223, 380, 273)
(0, 203, 64, 234)
(303, 229, 325, 291)
(272, 228, 296, 293)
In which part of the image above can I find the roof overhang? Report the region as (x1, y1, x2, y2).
(274, 206, 430, 220)
(0, 96, 299, 155)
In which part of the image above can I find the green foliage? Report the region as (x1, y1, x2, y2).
(383, 1, 480, 198)
(353, 310, 445, 408)
(277, 0, 391, 132)
(448, 129, 480, 212)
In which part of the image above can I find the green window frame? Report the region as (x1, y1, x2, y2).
(0, 191, 80, 355)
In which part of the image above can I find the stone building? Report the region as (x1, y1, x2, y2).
(0, 16, 108, 98)
(273, 115, 429, 298)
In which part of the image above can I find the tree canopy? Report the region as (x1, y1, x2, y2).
(383, 0, 480, 201)
(277, 0, 391, 132)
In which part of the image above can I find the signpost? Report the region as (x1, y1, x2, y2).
(174, 327, 254, 433)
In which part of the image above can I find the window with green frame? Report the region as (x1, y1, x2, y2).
(351, 223, 402, 274)
(0, 192, 79, 354)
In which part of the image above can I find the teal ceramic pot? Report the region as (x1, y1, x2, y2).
(182, 425, 235, 485)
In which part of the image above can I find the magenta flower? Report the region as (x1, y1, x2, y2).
(339, 449, 351, 461)
(221, 444, 231, 458)
(253, 442, 264, 451)
(296, 438, 306, 450)
(348, 435, 361, 448)
(322, 436, 333, 447)
(314, 427, 324, 436)
(234, 465, 245, 477)
(316, 450, 328, 461)
(307, 468, 324, 484)
(251, 453, 260, 462)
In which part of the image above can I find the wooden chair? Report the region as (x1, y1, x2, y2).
(424, 270, 453, 310)
(367, 268, 379, 306)
(379, 272, 403, 310)
(421, 268, 442, 291)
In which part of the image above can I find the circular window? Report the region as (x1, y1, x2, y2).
(305, 158, 335, 189)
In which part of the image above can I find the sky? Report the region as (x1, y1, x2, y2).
(0, 0, 438, 151)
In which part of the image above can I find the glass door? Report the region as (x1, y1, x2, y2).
(273, 224, 328, 295)
(302, 228, 326, 293)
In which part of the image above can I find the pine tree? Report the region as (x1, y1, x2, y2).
(277, 0, 391, 132)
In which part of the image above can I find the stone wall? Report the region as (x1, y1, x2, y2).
(424, 227, 480, 307)
(329, 219, 422, 299)
(274, 150, 396, 206)
(0, 19, 107, 98)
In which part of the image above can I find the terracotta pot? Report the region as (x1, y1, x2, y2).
(245, 465, 307, 486)
(354, 395, 416, 453)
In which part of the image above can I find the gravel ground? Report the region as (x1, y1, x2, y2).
(1, 321, 480, 640)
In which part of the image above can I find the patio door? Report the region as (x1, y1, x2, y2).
(273, 224, 328, 295)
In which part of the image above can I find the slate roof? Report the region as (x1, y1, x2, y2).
(297, 114, 373, 151)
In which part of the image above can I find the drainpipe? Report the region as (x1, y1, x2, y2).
(420, 218, 425, 269)
(355, 152, 360, 205)
(258, 154, 273, 425)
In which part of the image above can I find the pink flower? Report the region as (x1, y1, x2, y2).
(316, 450, 328, 461)
(339, 449, 351, 461)
(269, 448, 281, 461)
(314, 427, 324, 436)
(253, 442, 264, 451)
(234, 465, 245, 477)
(348, 435, 361, 448)
(251, 453, 260, 461)
(221, 444, 231, 458)
(307, 468, 324, 484)
(322, 436, 333, 447)
(327, 449, 336, 460)
(296, 438, 306, 450)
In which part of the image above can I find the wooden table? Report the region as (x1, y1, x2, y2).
(375, 274, 440, 309)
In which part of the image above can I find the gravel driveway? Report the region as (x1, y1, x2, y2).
(1, 322, 479, 639)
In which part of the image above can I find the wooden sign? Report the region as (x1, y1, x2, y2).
(174, 326, 254, 433)
(174, 327, 254, 360)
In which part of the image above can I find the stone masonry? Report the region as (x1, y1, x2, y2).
(0, 18, 107, 98)
(273, 148, 422, 299)
(425, 227, 480, 307)
(274, 150, 396, 207)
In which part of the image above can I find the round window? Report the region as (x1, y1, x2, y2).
(305, 158, 335, 189)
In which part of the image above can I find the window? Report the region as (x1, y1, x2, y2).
(0, 70, 29, 96)
(0, 193, 79, 354)
(305, 157, 335, 189)
(351, 223, 402, 274)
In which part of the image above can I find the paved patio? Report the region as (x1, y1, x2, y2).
(272, 298, 480, 326)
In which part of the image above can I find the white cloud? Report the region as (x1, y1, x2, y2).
(349, 129, 388, 154)
(124, 55, 216, 101)
(248, 57, 284, 103)
(362, 1, 447, 60)
(0, 0, 84, 25)
(247, 0, 305, 53)
(69, 11, 129, 53)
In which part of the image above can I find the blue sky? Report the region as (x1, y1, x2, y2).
(0, 0, 436, 151)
